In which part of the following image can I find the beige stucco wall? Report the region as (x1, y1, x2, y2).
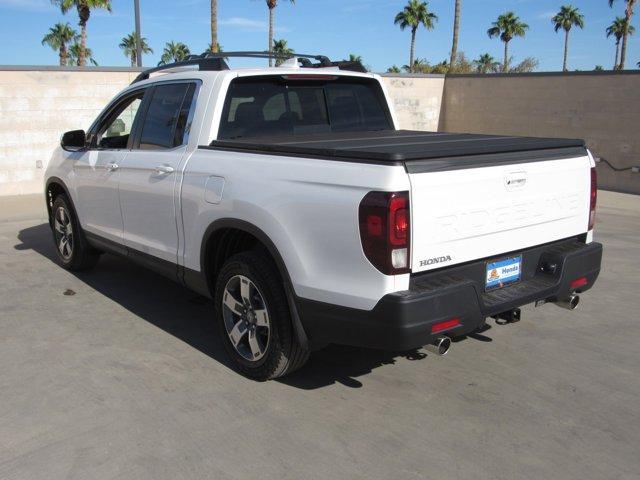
(440, 72, 640, 194)
(380, 75, 444, 131)
(0, 68, 138, 196)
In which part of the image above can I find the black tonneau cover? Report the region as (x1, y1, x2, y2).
(204, 130, 587, 172)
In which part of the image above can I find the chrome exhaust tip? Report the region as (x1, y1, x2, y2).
(425, 336, 452, 356)
(555, 294, 580, 310)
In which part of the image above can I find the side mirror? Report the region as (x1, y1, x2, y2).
(61, 129, 86, 151)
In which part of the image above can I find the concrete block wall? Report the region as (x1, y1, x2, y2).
(0, 67, 140, 196)
(380, 74, 444, 131)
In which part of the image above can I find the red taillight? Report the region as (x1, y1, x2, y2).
(389, 195, 408, 246)
(359, 191, 410, 275)
(570, 276, 588, 290)
(589, 167, 597, 230)
(431, 318, 461, 334)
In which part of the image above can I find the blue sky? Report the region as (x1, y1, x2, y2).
(0, 0, 638, 72)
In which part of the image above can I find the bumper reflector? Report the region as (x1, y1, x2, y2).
(431, 318, 461, 334)
(570, 276, 588, 290)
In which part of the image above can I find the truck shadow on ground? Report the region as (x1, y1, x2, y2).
(15, 223, 494, 390)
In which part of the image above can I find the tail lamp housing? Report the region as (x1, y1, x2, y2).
(589, 167, 597, 230)
(359, 191, 410, 275)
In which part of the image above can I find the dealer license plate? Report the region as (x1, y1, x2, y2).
(486, 255, 522, 290)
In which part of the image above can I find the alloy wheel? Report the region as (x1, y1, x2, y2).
(221, 275, 271, 362)
(53, 206, 73, 260)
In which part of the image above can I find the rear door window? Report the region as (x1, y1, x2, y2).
(138, 83, 196, 150)
(218, 76, 392, 140)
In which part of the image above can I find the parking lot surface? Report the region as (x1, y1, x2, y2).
(0, 191, 639, 480)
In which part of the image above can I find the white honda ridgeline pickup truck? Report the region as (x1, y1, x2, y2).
(45, 52, 602, 380)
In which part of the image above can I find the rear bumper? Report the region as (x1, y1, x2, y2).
(297, 238, 602, 351)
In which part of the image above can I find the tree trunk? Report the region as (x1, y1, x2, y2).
(268, 7, 274, 67)
(449, 0, 461, 68)
(131, 53, 136, 68)
(78, 21, 87, 67)
(563, 29, 569, 72)
(211, 0, 218, 52)
(503, 40, 509, 72)
(59, 46, 66, 67)
(76, 4, 90, 68)
(410, 27, 416, 73)
(621, 1, 635, 70)
(620, 31, 629, 70)
(614, 40, 620, 70)
(619, 36, 627, 69)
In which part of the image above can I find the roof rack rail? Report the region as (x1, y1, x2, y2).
(131, 51, 366, 84)
(326, 60, 368, 73)
(131, 55, 229, 84)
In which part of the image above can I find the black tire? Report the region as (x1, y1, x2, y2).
(214, 251, 309, 380)
(51, 194, 100, 271)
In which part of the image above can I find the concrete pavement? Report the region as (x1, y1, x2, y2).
(0, 191, 639, 480)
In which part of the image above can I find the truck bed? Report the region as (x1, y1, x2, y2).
(206, 130, 586, 171)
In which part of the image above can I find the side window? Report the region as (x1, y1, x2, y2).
(138, 83, 195, 150)
(95, 92, 144, 149)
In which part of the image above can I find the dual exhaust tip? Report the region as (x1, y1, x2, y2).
(425, 336, 451, 356)
(536, 293, 581, 311)
(554, 293, 580, 311)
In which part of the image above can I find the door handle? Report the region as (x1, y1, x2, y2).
(155, 165, 175, 175)
(105, 162, 119, 172)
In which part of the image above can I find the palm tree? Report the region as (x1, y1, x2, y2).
(119, 32, 153, 67)
(272, 39, 293, 66)
(159, 41, 191, 65)
(210, 0, 218, 53)
(552, 5, 585, 72)
(449, 0, 462, 68)
(41, 22, 78, 66)
(403, 58, 430, 73)
(606, 17, 634, 69)
(205, 42, 223, 54)
(52, 0, 112, 67)
(387, 65, 401, 73)
(68, 42, 97, 66)
(395, 0, 438, 73)
(488, 12, 529, 72)
(265, 0, 295, 67)
(609, 0, 636, 69)
(474, 53, 500, 73)
(349, 54, 363, 63)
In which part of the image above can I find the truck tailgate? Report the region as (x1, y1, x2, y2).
(408, 153, 592, 273)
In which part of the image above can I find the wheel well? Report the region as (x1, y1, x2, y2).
(46, 181, 67, 221)
(204, 228, 283, 290)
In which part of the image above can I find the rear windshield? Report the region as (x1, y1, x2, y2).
(217, 76, 392, 140)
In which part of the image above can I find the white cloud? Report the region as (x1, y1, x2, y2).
(219, 17, 289, 33)
(0, 0, 51, 12)
(537, 11, 556, 20)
